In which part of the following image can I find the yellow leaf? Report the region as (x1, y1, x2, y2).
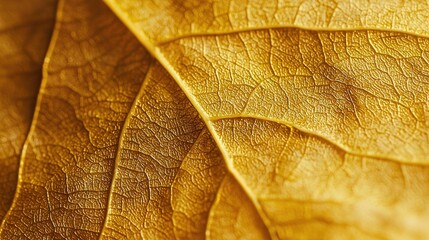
(1, 0, 429, 239)
(103, 0, 429, 43)
(100, 61, 227, 239)
(0, 0, 56, 220)
(0, 0, 152, 238)
(0, 1, 231, 239)
(104, 0, 429, 239)
(207, 174, 271, 240)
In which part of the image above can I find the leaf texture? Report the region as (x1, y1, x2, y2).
(0, 0, 57, 220)
(104, 0, 429, 239)
(100, 62, 227, 240)
(0, 0, 151, 238)
(103, 0, 429, 43)
(1, 0, 429, 239)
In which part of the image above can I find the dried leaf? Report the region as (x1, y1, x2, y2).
(1, 0, 429, 239)
(105, 0, 429, 239)
(0, 0, 151, 238)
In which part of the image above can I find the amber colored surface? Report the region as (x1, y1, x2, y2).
(100, 63, 226, 239)
(0, 0, 57, 220)
(0, 0, 429, 239)
(105, 0, 429, 239)
(0, 0, 151, 238)
(103, 0, 429, 43)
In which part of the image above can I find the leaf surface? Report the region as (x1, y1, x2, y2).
(100, 61, 229, 240)
(0, 1, 244, 239)
(103, 0, 429, 43)
(1, 0, 429, 239)
(104, 0, 429, 239)
(0, 0, 57, 220)
(0, 0, 152, 238)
